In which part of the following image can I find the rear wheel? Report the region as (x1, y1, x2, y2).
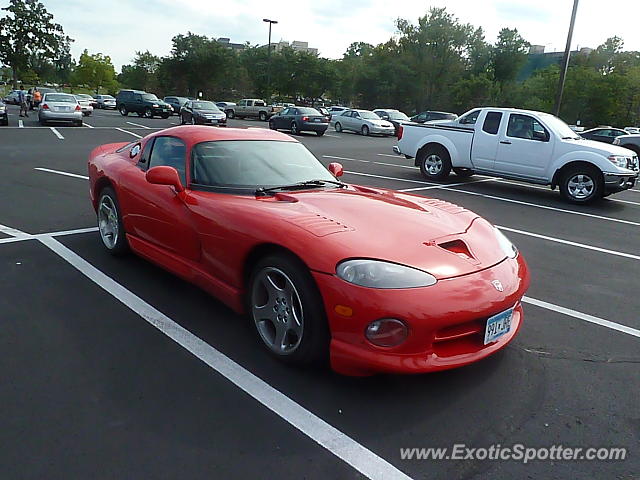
(559, 165, 603, 204)
(269, 120, 276, 130)
(453, 167, 474, 178)
(290, 121, 299, 135)
(97, 187, 129, 255)
(249, 254, 329, 365)
(316, 130, 325, 136)
(259, 111, 268, 122)
(418, 146, 452, 180)
(361, 125, 369, 136)
(334, 122, 342, 132)
(144, 107, 153, 118)
(226, 110, 235, 119)
(161, 113, 170, 119)
(119, 105, 128, 116)
(190, 116, 196, 125)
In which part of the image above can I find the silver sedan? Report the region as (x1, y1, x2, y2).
(330, 109, 395, 136)
(39, 93, 83, 126)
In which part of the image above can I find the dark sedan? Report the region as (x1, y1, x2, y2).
(410, 110, 458, 123)
(180, 100, 227, 126)
(373, 109, 411, 135)
(580, 127, 629, 144)
(164, 96, 189, 115)
(269, 106, 328, 136)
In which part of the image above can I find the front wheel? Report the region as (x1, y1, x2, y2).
(226, 110, 235, 119)
(361, 125, 369, 136)
(144, 107, 153, 118)
(119, 106, 128, 116)
(290, 121, 299, 135)
(334, 122, 342, 132)
(453, 167, 474, 178)
(559, 166, 603, 204)
(269, 120, 276, 130)
(97, 187, 129, 255)
(249, 254, 329, 365)
(418, 146, 452, 180)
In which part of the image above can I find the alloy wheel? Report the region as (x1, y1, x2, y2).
(98, 195, 119, 250)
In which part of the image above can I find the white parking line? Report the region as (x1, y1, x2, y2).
(344, 170, 433, 184)
(126, 121, 151, 129)
(523, 296, 640, 339)
(497, 225, 640, 261)
(323, 155, 417, 170)
(83, 122, 94, 128)
(35, 167, 89, 180)
(323, 134, 341, 138)
(0, 226, 98, 245)
(36, 235, 412, 480)
(116, 128, 143, 138)
(377, 153, 402, 158)
(18, 119, 23, 128)
(49, 127, 64, 140)
(399, 179, 495, 192)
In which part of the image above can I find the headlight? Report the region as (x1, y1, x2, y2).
(495, 228, 518, 259)
(152, 104, 159, 108)
(336, 259, 437, 289)
(608, 155, 628, 168)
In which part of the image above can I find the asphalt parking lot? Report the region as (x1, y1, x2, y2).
(1, 104, 638, 479)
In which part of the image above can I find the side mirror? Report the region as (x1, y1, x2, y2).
(146, 166, 184, 192)
(328, 162, 344, 178)
(533, 130, 549, 142)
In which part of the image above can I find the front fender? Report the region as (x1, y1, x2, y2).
(550, 150, 608, 179)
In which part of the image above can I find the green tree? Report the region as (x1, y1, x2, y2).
(491, 28, 529, 86)
(0, 0, 72, 87)
(73, 49, 118, 94)
(118, 51, 161, 91)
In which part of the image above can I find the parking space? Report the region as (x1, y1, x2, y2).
(1, 102, 638, 479)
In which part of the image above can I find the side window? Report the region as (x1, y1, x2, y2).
(353, 111, 360, 118)
(482, 112, 503, 135)
(281, 108, 290, 115)
(459, 110, 480, 125)
(148, 137, 187, 185)
(507, 114, 548, 141)
(342, 111, 352, 117)
(416, 113, 426, 122)
(292, 108, 299, 115)
(255, 100, 265, 107)
(137, 138, 155, 169)
(134, 94, 142, 102)
(238, 100, 246, 106)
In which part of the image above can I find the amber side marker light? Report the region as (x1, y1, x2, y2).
(334, 305, 353, 317)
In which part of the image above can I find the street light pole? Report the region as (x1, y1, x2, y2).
(263, 18, 278, 101)
(554, 0, 580, 117)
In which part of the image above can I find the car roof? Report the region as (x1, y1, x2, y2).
(144, 126, 299, 146)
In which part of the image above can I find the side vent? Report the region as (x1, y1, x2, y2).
(438, 240, 474, 260)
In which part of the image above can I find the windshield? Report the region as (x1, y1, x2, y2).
(388, 111, 409, 120)
(359, 111, 380, 120)
(191, 140, 335, 188)
(45, 94, 77, 103)
(192, 101, 220, 111)
(539, 113, 580, 139)
(142, 94, 159, 101)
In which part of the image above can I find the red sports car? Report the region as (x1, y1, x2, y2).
(88, 126, 530, 376)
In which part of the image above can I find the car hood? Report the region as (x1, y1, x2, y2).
(562, 138, 634, 156)
(260, 186, 509, 279)
(366, 119, 393, 127)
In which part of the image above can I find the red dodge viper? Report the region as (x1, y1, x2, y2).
(88, 126, 530, 376)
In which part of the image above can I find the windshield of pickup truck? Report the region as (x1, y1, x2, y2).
(540, 114, 581, 139)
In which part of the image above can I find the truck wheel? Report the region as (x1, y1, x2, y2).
(453, 167, 474, 178)
(559, 165, 603, 204)
(259, 111, 268, 122)
(226, 110, 235, 119)
(418, 146, 451, 181)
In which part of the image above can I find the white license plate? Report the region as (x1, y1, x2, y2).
(484, 307, 513, 344)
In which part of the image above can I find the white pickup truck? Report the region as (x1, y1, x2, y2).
(394, 107, 639, 203)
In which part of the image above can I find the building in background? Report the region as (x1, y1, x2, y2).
(264, 40, 319, 55)
(216, 38, 246, 51)
(518, 45, 593, 81)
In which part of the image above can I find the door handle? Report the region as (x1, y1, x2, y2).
(500, 141, 512, 144)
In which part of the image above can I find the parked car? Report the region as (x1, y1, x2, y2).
(38, 92, 83, 126)
(87, 126, 529, 375)
(328, 106, 348, 118)
(164, 96, 189, 115)
(180, 100, 227, 126)
(3, 90, 26, 105)
(116, 89, 172, 118)
(410, 110, 458, 123)
(373, 109, 411, 135)
(0, 100, 8, 126)
(580, 127, 629, 144)
(394, 107, 639, 203)
(623, 127, 639, 134)
(94, 94, 116, 109)
(316, 106, 331, 122)
(613, 133, 640, 157)
(216, 101, 236, 111)
(269, 106, 329, 136)
(331, 109, 395, 136)
(224, 99, 282, 121)
(74, 94, 94, 116)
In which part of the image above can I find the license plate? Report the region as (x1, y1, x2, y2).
(484, 307, 513, 344)
(314, 118, 322, 122)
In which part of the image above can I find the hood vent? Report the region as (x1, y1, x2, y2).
(437, 239, 474, 261)
(287, 213, 354, 237)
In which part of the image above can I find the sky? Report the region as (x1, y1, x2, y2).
(33, 0, 640, 70)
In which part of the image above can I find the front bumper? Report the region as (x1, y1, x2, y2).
(603, 172, 638, 193)
(39, 110, 83, 122)
(152, 107, 172, 115)
(369, 125, 395, 135)
(195, 116, 227, 126)
(102, 102, 116, 109)
(313, 254, 530, 376)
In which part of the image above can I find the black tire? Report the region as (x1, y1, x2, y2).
(97, 187, 129, 256)
(453, 167, 475, 178)
(248, 253, 329, 366)
(361, 125, 369, 136)
(190, 116, 196, 125)
(558, 165, 603, 204)
(334, 122, 342, 133)
(259, 111, 268, 121)
(180, 114, 186, 125)
(161, 114, 170, 119)
(144, 107, 153, 119)
(226, 110, 235, 119)
(417, 145, 452, 181)
(269, 120, 276, 130)
(316, 130, 325, 136)
(119, 105, 128, 116)
(75, 120, 83, 127)
(290, 121, 299, 135)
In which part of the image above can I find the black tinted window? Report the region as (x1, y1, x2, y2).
(482, 112, 502, 135)
(149, 137, 187, 185)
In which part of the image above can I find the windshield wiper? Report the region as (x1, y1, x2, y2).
(255, 179, 346, 196)
(562, 136, 582, 140)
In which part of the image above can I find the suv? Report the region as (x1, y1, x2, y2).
(116, 90, 172, 118)
(224, 99, 282, 121)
